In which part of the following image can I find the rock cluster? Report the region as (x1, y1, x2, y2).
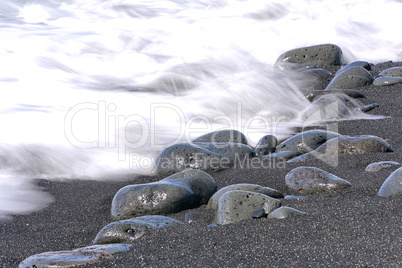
(19, 43, 401, 267)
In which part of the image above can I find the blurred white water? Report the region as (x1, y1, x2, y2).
(0, 0, 401, 219)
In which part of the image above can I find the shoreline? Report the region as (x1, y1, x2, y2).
(1, 61, 402, 267)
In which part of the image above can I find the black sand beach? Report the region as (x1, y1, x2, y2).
(1, 62, 401, 267)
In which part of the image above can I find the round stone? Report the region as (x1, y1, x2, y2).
(93, 215, 183, 244)
(267, 206, 305, 219)
(285, 166, 351, 195)
(378, 67, 402, 77)
(251, 208, 268, 218)
(254, 135, 278, 156)
(215, 190, 281, 225)
(275, 44, 343, 70)
(19, 250, 113, 268)
(365, 161, 400, 172)
(325, 66, 372, 90)
(372, 76, 402, 86)
(111, 169, 216, 220)
(207, 183, 283, 210)
(111, 183, 194, 220)
(378, 167, 402, 198)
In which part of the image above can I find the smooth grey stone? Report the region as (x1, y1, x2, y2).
(378, 167, 402, 198)
(19, 250, 113, 268)
(262, 150, 300, 161)
(325, 66, 372, 90)
(275, 44, 343, 70)
(112, 183, 193, 220)
(275, 129, 341, 155)
(111, 169, 216, 220)
(207, 183, 283, 210)
(365, 161, 400, 172)
(378, 67, 402, 77)
(74, 244, 132, 255)
(357, 103, 379, 113)
(156, 142, 254, 175)
(93, 215, 183, 244)
(255, 135, 278, 156)
(215, 190, 281, 225)
(285, 166, 351, 195)
(289, 135, 393, 163)
(193, 129, 248, 144)
(251, 208, 268, 218)
(373, 76, 402, 86)
(305, 89, 365, 101)
(267, 206, 305, 219)
(302, 94, 354, 121)
(336, 61, 371, 74)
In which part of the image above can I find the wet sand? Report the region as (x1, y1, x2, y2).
(1, 62, 401, 267)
